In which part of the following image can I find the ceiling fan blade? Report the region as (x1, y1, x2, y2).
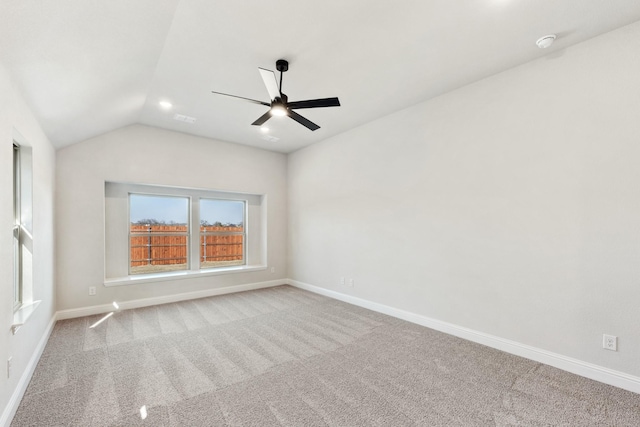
(251, 110, 272, 126)
(258, 68, 281, 101)
(211, 91, 269, 106)
(288, 110, 320, 131)
(287, 97, 340, 109)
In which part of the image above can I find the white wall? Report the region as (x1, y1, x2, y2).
(0, 64, 56, 423)
(288, 21, 640, 377)
(56, 125, 287, 311)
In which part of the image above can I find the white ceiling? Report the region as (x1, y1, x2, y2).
(2, 1, 640, 153)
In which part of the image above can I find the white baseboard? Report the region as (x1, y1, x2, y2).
(0, 314, 56, 427)
(287, 279, 640, 395)
(56, 280, 285, 320)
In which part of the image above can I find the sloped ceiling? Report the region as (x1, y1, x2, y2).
(2, 0, 640, 153)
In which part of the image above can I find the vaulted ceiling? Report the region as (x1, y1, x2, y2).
(2, 1, 640, 153)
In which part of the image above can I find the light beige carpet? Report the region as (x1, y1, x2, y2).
(11, 285, 640, 426)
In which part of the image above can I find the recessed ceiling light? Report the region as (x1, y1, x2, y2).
(536, 34, 556, 49)
(159, 101, 172, 109)
(260, 126, 269, 133)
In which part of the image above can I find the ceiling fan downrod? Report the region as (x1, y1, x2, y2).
(276, 59, 288, 94)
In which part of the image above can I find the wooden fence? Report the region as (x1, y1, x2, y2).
(130, 224, 243, 267)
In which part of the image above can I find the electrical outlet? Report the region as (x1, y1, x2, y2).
(7, 357, 12, 379)
(348, 278, 354, 287)
(603, 334, 617, 351)
(89, 286, 96, 296)
(270, 267, 275, 273)
(340, 277, 345, 286)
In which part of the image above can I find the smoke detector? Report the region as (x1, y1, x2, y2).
(536, 34, 556, 49)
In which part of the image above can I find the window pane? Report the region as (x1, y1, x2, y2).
(13, 145, 21, 308)
(200, 199, 244, 269)
(129, 194, 189, 274)
(19, 146, 33, 234)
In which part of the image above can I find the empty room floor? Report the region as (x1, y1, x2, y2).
(11, 286, 640, 426)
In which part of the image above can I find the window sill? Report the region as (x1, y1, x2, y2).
(104, 265, 267, 287)
(12, 300, 41, 335)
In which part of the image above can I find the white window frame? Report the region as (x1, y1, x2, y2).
(104, 182, 266, 286)
(128, 193, 191, 275)
(11, 135, 40, 335)
(13, 143, 22, 311)
(199, 198, 247, 270)
(12, 140, 33, 310)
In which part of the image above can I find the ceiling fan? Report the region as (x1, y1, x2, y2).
(211, 59, 340, 131)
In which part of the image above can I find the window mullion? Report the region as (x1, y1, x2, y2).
(190, 197, 200, 271)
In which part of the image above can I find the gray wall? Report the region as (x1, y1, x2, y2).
(288, 21, 640, 376)
(0, 64, 56, 422)
(56, 125, 287, 311)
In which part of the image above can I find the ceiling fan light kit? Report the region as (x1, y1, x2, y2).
(211, 59, 340, 131)
(270, 103, 288, 116)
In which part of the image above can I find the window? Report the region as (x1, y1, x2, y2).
(13, 142, 33, 311)
(105, 182, 265, 283)
(200, 199, 245, 269)
(13, 144, 22, 309)
(129, 194, 189, 275)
